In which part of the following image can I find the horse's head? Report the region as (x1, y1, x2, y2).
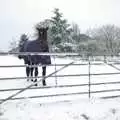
(36, 27, 48, 41)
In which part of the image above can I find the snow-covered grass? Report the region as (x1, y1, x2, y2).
(0, 55, 120, 120)
(1, 98, 120, 120)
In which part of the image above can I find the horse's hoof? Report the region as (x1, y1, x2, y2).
(43, 83, 46, 86)
(35, 83, 38, 86)
(43, 80, 46, 86)
(34, 79, 37, 82)
(31, 79, 34, 82)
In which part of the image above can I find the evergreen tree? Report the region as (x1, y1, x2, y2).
(9, 39, 18, 52)
(18, 34, 28, 52)
(17, 34, 28, 59)
(50, 8, 70, 52)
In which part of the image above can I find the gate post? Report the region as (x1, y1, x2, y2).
(104, 55, 107, 63)
(88, 56, 91, 99)
(53, 56, 57, 86)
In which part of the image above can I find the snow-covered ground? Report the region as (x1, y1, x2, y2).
(0, 55, 120, 120)
(1, 98, 120, 120)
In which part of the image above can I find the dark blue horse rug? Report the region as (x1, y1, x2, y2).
(22, 39, 51, 65)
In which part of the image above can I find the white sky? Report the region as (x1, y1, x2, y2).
(0, 0, 120, 51)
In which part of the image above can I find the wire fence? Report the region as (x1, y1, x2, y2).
(0, 52, 120, 104)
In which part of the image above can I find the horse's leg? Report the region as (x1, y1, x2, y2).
(30, 67, 34, 81)
(34, 66, 38, 86)
(26, 66, 30, 81)
(42, 66, 46, 86)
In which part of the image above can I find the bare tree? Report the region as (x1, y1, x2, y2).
(87, 25, 120, 54)
(70, 23, 81, 44)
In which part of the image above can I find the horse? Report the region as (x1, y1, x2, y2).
(18, 27, 51, 86)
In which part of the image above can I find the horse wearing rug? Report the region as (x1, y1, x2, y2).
(18, 27, 51, 86)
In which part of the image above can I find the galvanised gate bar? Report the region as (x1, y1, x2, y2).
(0, 52, 120, 104)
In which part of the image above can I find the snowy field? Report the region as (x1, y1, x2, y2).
(0, 55, 120, 120)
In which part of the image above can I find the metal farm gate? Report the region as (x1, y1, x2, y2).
(0, 52, 120, 104)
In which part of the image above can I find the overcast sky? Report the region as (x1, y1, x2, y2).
(0, 0, 120, 51)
